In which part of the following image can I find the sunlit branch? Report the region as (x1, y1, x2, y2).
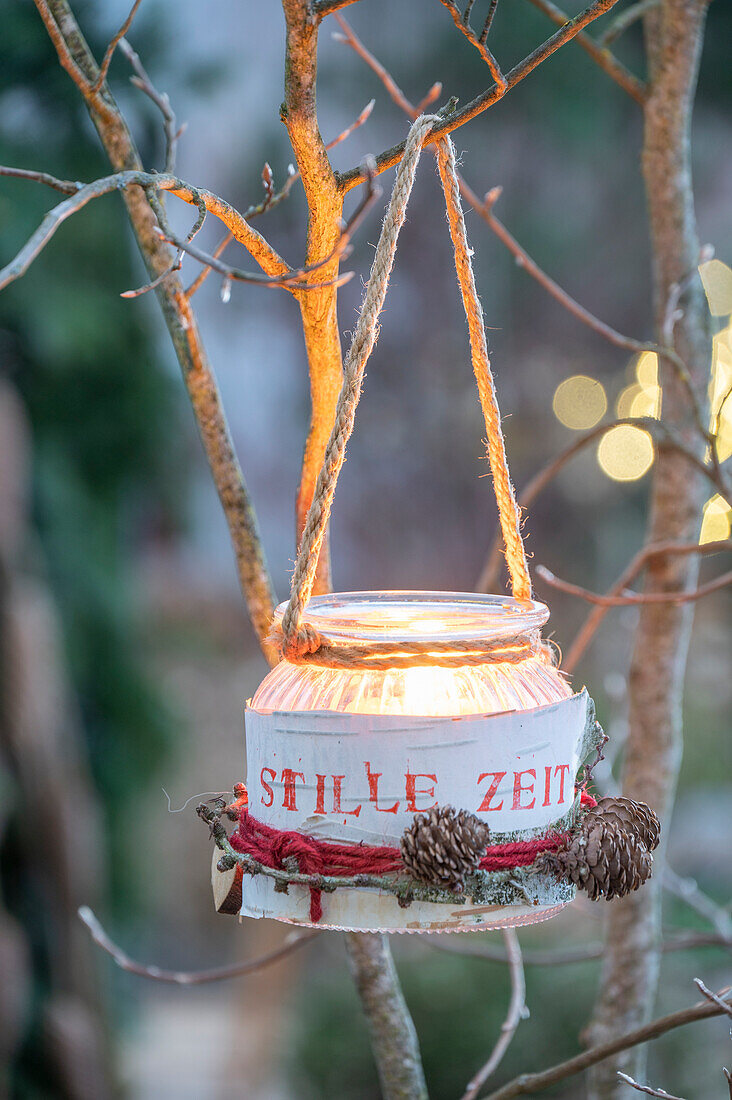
(338, 0, 625, 191)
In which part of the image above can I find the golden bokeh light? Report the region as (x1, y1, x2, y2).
(597, 424, 654, 482)
(699, 259, 732, 317)
(635, 351, 658, 388)
(699, 495, 731, 545)
(709, 334, 732, 463)
(616, 352, 662, 420)
(553, 375, 607, 430)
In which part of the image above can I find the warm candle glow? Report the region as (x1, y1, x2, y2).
(252, 592, 572, 716)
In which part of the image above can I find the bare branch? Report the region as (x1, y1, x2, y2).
(694, 979, 732, 1020)
(664, 867, 732, 941)
(481, 986, 732, 1099)
(563, 539, 731, 671)
(338, 0, 627, 191)
(119, 38, 182, 174)
(522, 0, 646, 103)
(185, 231, 233, 298)
(427, 929, 732, 967)
(476, 417, 726, 594)
(617, 1073, 686, 1100)
(0, 165, 81, 194)
(598, 0, 659, 47)
(437, 0, 507, 93)
(33, 0, 116, 124)
(344, 933, 428, 1100)
(78, 906, 318, 984)
(462, 930, 527, 1100)
(314, 0, 361, 16)
(37, 0, 278, 663)
(90, 0, 142, 92)
(536, 563, 732, 607)
(0, 168, 343, 293)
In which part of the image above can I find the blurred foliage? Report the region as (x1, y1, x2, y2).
(0, 2, 184, 908)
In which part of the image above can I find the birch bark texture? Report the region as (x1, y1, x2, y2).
(586, 1, 712, 1094)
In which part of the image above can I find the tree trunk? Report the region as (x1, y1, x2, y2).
(586, 1, 712, 1094)
(345, 933, 428, 1100)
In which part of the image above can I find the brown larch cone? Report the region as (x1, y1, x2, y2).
(540, 817, 653, 901)
(400, 805, 490, 892)
(585, 796, 661, 852)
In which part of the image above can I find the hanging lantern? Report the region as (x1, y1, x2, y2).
(206, 114, 658, 933)
(239, 590, 600, 932)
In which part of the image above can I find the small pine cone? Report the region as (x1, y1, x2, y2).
(400, 806, 490, 892)
(541, 818, 652, 901)
(586, 796, 661, 852)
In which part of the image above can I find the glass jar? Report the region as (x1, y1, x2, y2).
(244, 592, 582, 933)
(252, 591, 572, 715)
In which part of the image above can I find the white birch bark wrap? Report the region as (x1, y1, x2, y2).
(241, 689, 597, 932)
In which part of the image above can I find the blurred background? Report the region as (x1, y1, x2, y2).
(0, 1, 730, 1097)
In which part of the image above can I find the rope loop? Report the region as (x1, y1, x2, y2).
(279, 116, 533, 669)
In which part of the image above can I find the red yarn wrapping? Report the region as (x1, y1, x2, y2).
(230, 810, 573, 924)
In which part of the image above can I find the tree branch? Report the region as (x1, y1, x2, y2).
(345, 934, 428, 1100)
(522, 0, 647, 102)
(536, 562, 732, 606)
(78, 906, 318, 984)
(480, 985, 732, 1099)
(563, 538, 730, 672)
(462, 930, 527, 1100)
(35, 0, 279, 663)
(617, 1073, 685, 1100)
(428, 928, 731, 966)
(338, 0, 625, 191)
(437, 0, 507, 93)
(90, 0, 142, 93)
(282, 0, 348, 594)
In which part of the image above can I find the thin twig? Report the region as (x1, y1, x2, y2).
(536, 563, 732, 606)
(183, 98, 375, 299)
(427, 929, 732, 966)
(314, 0, 361, 16)
(78, 906, 318, 984)
(119, 38, 182, 174)
(0, 167, 369, 293)
(664, 867, 732, 940)
(462, 930, 527, 1100)
(0, 165, 82, 194)
(37, 0, 278, 663)
(90, 0, 142, 92)
(185, 231, 233, 298)
(617, 1073, 686, 1100)
(481, 985, 732, 1099)
(437, 0, 507, 92)
(338, 0, 627, 191)
(694, 979, 732, 1019)
(563, 540, 732, 671)
(598, 0, 659, 46)
(522, 0, 647, 103)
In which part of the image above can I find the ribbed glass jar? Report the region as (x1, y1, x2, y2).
(252, 591, 571, 716)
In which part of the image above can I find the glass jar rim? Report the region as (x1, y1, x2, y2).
(273, 590, 549, 646)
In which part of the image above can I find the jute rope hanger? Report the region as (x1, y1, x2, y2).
(274, 114, 534, 669)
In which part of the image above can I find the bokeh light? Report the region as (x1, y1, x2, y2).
(553, 374, 607, 429)
(709, 328, 732, 462)
(699, 494, 732, 544)
(616, 352, 662, 420)
(699, 259, 732, 317)
(597, 424, 654, 481)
